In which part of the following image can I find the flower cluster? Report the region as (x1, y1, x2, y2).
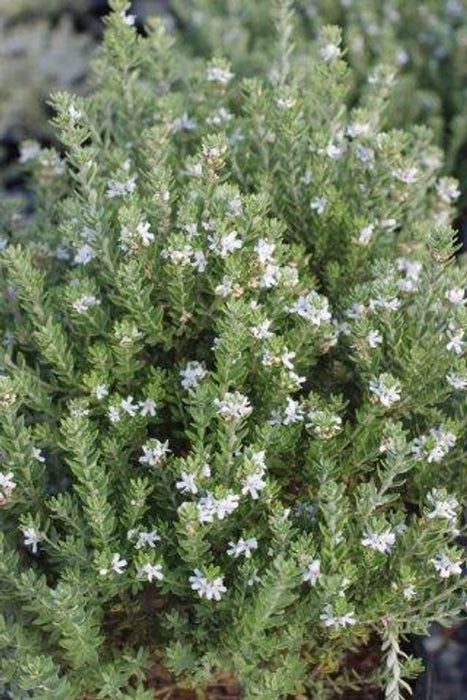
(411, 428, 456, 463)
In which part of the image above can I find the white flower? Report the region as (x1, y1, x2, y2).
(208, 231, 242, 258)
(196, 493, 239, 523)
(261, 350, 278, 368)
(191, 250, 207, 272)
(402, 584, 416, 600)
(280, 350, 296, 370)
(196, 494, 217, 523)
(276, 95, 297, 110)
(94, 384, 109, 400)
(320, 43, 341, 61)
(0, 472, 16, 503)
(355, 144, 375, 164)
(426, 491, 459, 522)
(436, 178, 460, 203)
(302, 559, 321, 585)
(134, 530, 160, 549)
(361, 529, 396, 554)
(206, 65, 234, 84)
(171, 113, 197, 132)
(161, 245, 193, 266)
(356, 224, 374, 246)
(110, 553, 127, 574)
(258, 262, 281, 288)
(206, 107, 233, 126)
(19, 140, 41, 163)
(188, 569, 208, 595)
(201, 463, 211, 478)
(446, 331, 465, 355)
(21, 527, 41, 554)
(446, 372, 467, 390)
(0, 471, 16, 493)
(121, 396, 138, 416)
(139, 398, 157, 417)
(180, 361, 208, 390)
(366, 329, 383, 348)
(120, 10, 136, 25)
(227, 537, 258, 559)
(68, 105, 82, 120)
(395, 257, 422, 292)
(228, 194, 242, 215)
(445, 288, 465, 305)
(52, 244, 69, 260)
(250, 451, 267, 471)
(369, 296, 400, 312)
(381, 218, 397, 231)
(108, 406, 121, 423)
(176, 472, 198, 495)
(184, 162, 203, 177)
(136, 219, 154, 247)
(320, 605, 356, 628)
(368, 374, 401, 407)
(325, 142, 344, 159)
(137, 563, 164, 582)
(310, 196, 327, 215)
(69, 404, 89, 418)
(120, 218, 154, 253)
(74, 244, 95, 265)
(431, 553, 463, 578)
(345, 302, 366, 319)
(288, 371, 306, 388)
(189, 569, 227, 600)
(32, 448, 45, 462)
(106, 176, 137, 198)
(72, 294, 100, 314)
(411, 427, 456, 463)
(216, 494, 240, 519)
(249, 320, 273, 340)
(391, 167, 418, 184)
(139, 440, 170, 467)
(255, 238, 276, 263)
(215, 277, 233, 297)
(346, 122, 370, 138)
(182, 222, 199, 237)
(241, 472, 266, 500)
(214, 391, 252, 420)
(283, 397, 305, 425)
(288, 291, 332, 326)
(205, 142, 228, 161)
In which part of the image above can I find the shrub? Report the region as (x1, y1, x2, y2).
(0, 2, 465, 698)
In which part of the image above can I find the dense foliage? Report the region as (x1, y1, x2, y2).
(0, 2, 93, 144)
(173, 0, 467, 206)
(0, 2, 465, 698)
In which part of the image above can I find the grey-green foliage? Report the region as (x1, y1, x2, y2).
(0, 5, 93, 142)
(0, 2, 466, 699)
(171, 0, 467, 198)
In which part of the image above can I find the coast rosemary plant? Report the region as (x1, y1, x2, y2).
(0, 2, 465, 698)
